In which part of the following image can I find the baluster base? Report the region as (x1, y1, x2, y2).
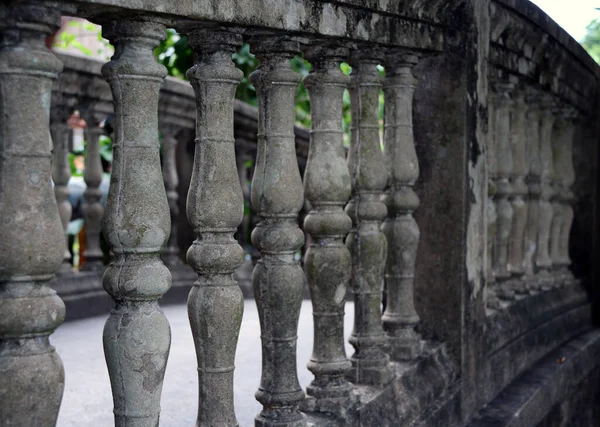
(302, 375, 353, 417)
(387, 327, 422, 361)
(495, 281, 516, 301)
(346, 351, 393, 386)
(535, 270, 554, 291)
(255, 408, 307, 427)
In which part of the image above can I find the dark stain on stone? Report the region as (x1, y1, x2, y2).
(136, 352, 163, 393)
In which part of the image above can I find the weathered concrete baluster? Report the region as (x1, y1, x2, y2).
(186, 29, 245, 427)
(523, 96, 542, 290)
(302, 44, 353, 414)
(161, 130, 182, 266)
(492, 84, 515, 299)
(486, 93, 499, 308)
(237, 151, 252, 250)
(381, 53, 422, 360)
(549, 110, 565, 281)
(508, 93, 528, 292)
(0, 5, 66, 425)
(81, 125, 105, 271)
(101, 21, 172, 427)
(557, 110, 577, 281)
(536, 98, 556, 290)
(51, 123, 73, 272)
(249, 37, 307, 427)
(345, 51, 392, 385)
(550, 108, 577, 285)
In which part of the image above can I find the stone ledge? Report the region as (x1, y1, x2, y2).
(480, 302, 593, 410)
(56, 0, 446, 51)
(310, 342, 459, 427)
(483, 284, 589, 355)
(468, 328, 600, 427)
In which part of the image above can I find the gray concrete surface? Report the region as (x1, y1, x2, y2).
(53, 300, 355, 426)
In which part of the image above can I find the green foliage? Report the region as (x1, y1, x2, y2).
(232, 43, 259, 105)
(154, 29, 193, 79)
(582, 16, 600, 64)
(53, 19, 112, 59)
(99, 135, 113, 163)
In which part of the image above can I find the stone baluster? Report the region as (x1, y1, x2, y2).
(237, 151, 252, 250)
(0, 4, 66, 424)
(535, 97, 556, 290)
(185, 29, 245, 427)
(161, 129, 182, 266)
(381, 52, 422, 360)
(491, 83, 515, 299)
(51, 122, 73, 272)
(558, 111, 577, 281)
(552, 108, 577, 283)
(100, 21, 172, 427)
(249, 36, 307, 427)
(522, 95, 542, 289)
(508, 92, 528, 292)
(486, 93, 499, 308)
(301, 44, 353, 414)
(80, 124, 105, 271)
(345, 50, 392, 385)
(549, 109, 565, 282)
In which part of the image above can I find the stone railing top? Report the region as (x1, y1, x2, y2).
(496, 0, 597, 75)
(56, 0, 453, 52)
(490, 0, 598, 113)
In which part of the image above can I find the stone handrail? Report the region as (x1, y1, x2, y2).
(1, 1, 599, 427)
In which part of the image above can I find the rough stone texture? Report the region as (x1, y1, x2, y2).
(100, 20, 172, 427)
(345, 50, 392, 387)
(0, 3, 67, 426)
(185, 29, 245, 427)
(249, 36, 307, 427)
(57, 0, 452, 52)
(301, 44, 353, 417)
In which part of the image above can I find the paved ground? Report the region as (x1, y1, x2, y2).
(53, 300, 355, 427)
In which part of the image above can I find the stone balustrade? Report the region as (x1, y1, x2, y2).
(1, 1, 600, 427)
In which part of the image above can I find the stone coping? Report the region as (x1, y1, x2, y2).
(57, 0, 447, 51)
(468, 329, 600, 427)
(490, 0, 598, 113)
(495, 0, 598, 77)
(483, 283, 589, 355)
